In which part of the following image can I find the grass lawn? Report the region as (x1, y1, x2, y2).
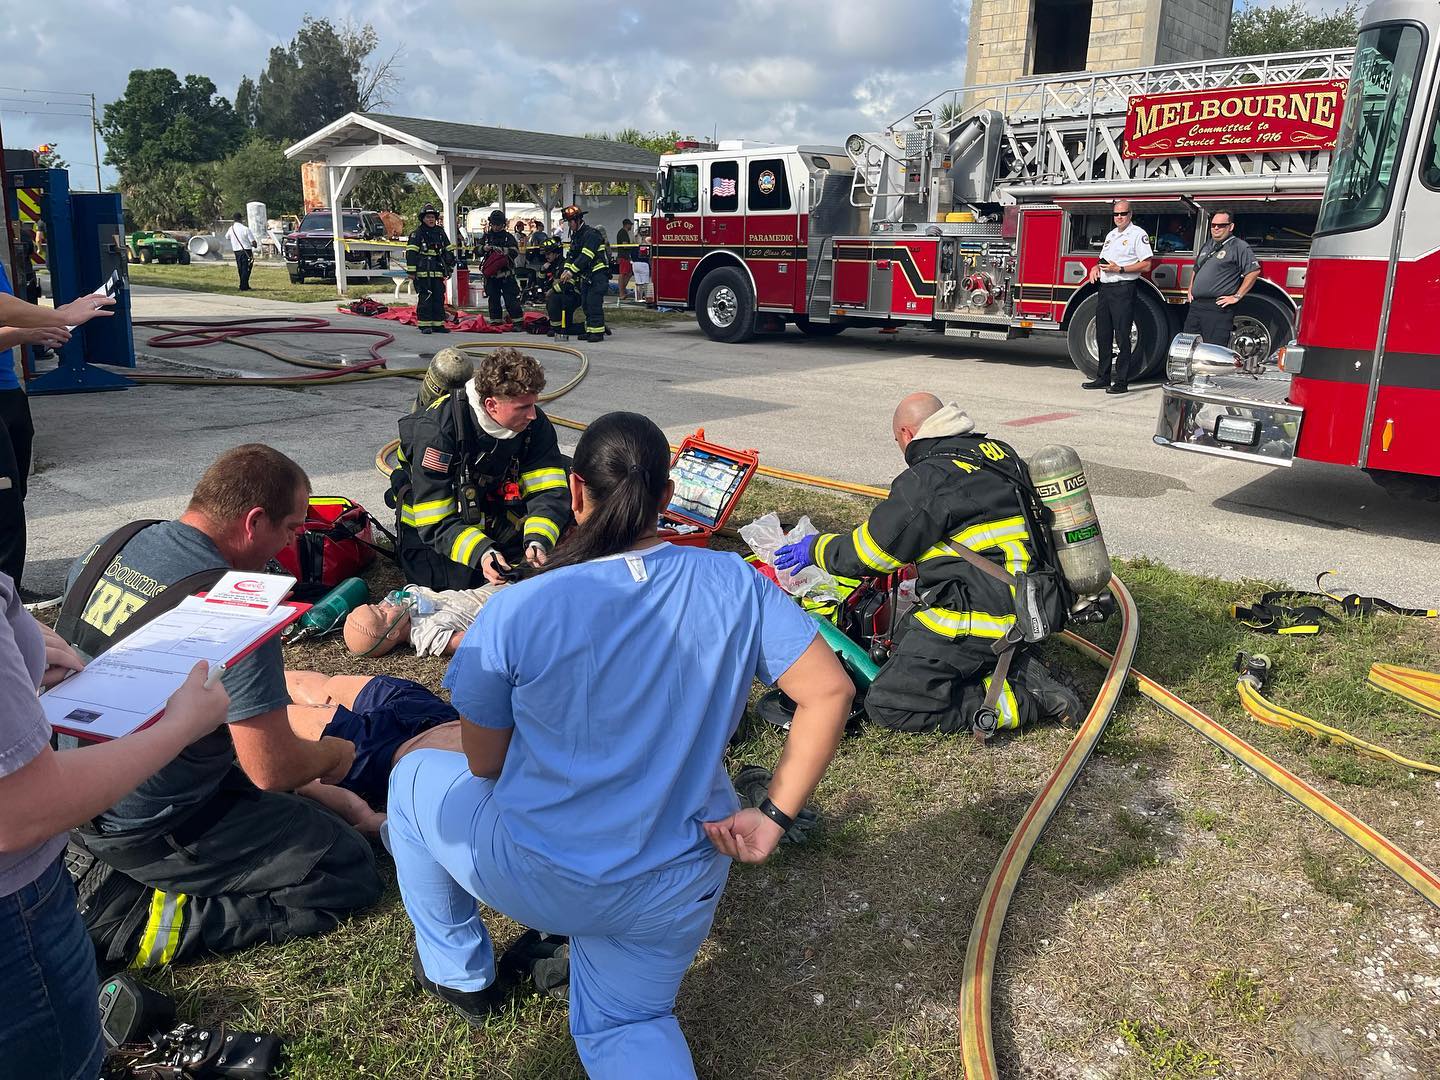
(146, 477, 1440, 1078)
(125, 262, 687, 328)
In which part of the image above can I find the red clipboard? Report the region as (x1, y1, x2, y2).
(44, 598, 310, 743)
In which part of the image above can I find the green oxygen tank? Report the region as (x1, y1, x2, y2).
(810, 612, 881, 687)
(1027, 444, 1112, 601)
(292, 577, 371, 639)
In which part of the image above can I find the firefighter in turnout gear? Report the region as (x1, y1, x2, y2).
(774, 393, 1082, 735)
(539, 237, 582, 337)
(392, 347, 571, 590)
(480, 209, 525, 322)
(559, 204, 611, 342)
(407, 205, 456, 334)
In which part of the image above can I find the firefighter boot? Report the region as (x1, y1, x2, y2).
(1015, 653, 1086, 725)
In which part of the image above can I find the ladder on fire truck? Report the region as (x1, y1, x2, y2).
(847, 48, 1354, 217)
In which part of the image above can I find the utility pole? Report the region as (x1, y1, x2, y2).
(90, 93, 102, 190)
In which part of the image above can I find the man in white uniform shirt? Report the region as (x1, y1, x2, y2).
(227, 212, 258, 291)
(1084, 200, 1153, 394)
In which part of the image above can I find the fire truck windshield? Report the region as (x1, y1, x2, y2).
(1318, 23, 1425, 235)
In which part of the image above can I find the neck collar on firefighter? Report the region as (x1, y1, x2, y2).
(466, 380, 520, 440)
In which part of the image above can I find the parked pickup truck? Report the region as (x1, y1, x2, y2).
(283, 208, 391, 283)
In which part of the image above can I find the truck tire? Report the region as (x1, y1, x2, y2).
(1066, 290, 1169, 380)
(138, 247, 153, 265)
(288, 268, 305, 284)
(178, 249, 190, 265)
(795, 316, 846, 338)
(1226, 292, 1294, 368)
(695, 267, 756, 344)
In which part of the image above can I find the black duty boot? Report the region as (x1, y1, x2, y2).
(412, 947, 507, 1026)
(497, 929, 570, 1003)
(1016, 653, 1086, 725)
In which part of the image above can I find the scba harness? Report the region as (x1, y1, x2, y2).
(1232, 571, 1437, 635)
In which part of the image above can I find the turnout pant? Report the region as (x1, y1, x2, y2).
(1181, 298, 1234, 346)
(0, 387, 34, 584)
(864, 611, 1043, 734)
(416, 276, 447, 330)
(486, 275, 524, 321)
(73, 769, 381, 969)
(581, 272, 609, 335)
(1094, 279, 1139, 386)
(547, 286, 583, 336)
(387, 750, 729, 1079)
(234, 249, 253, 290)
(395, 520, 525, 592)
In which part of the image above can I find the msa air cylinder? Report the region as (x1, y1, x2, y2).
(1028, 444, 1112, 600)
(414, 347, 474, 412)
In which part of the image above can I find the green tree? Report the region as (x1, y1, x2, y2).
(252, 16, 401, 144)
(216, 137, 302, 216)
(1228, 1, 1361, 56)
(101, 69, 245, 176)
(119, 162, 222, 229)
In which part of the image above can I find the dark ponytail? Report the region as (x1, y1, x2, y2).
(540, 412, 670, 572)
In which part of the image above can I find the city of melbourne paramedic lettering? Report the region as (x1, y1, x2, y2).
(392, 346, 570, 590)
(385, 411, 854, 1078)
(57, 444, 382, 969)
(774, 392, 1081, 735)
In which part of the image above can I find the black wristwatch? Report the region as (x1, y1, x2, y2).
(757, 797, 794, 833)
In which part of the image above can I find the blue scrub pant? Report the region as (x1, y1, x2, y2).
(386, 750, 730, 1079)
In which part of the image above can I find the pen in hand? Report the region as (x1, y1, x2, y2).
(204, 661, 228, 690)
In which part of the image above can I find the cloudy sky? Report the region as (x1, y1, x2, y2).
(0, 0, 1325, 189)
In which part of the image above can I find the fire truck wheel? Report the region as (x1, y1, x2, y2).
(1066, 291, 1169, 380)
(794, 317, 846, 337)
(696, 267, 756, 343)
(1228, 293, 1293, 368)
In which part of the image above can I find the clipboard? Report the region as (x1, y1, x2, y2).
(41, 596, 309, 743)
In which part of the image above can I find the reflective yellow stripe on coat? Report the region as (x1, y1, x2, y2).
(913, 606, 1016, 640)
(400, 497, 458, 527)
(519, 467, 567, 497)
(449, 526, 488, 566)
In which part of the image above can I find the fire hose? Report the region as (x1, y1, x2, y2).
(123, 318, 1440, 1074)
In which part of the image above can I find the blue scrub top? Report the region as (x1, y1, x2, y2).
(0, 261, 18, 391)
(445, 542, 818, 885)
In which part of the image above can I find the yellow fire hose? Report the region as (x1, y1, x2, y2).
(959, 577, 1140, 1080)
(1369, 662, 1440, 721)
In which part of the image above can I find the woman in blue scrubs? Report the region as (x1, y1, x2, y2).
(386, 411, 853, 1078)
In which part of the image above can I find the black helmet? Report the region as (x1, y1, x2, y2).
(420, 205, 438, 219)
(488, 209, 507, 225)
(540, 236, 561, 252)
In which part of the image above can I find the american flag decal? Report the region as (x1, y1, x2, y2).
(422, 447, 453, 473)
(712, 177, 737, 197)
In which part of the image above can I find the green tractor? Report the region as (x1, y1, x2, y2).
(126, 230, 189, 265)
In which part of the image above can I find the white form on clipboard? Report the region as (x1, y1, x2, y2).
(40, 594, 303, 741)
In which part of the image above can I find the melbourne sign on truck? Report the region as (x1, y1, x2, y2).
(1123, 79, 1348, 158)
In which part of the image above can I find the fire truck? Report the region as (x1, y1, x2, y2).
(1159, 0, 1440, 499)
(651, 47, 1352, 382)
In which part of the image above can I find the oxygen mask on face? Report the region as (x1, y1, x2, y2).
(344, 591, 419, 657)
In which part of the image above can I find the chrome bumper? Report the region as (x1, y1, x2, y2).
(1153, 372, 1303, 467)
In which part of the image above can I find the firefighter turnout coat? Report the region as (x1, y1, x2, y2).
(813, 424, 1036, 648)
(406, 222, 456, 281)
(395, 391, 570, 579)
(563, 221, 610, 280)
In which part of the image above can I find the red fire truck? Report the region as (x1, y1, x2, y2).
(651, 48, 1352, 382)
(1159, 0, 1440, 499)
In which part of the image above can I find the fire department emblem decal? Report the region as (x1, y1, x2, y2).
(757, 169, 777, 195)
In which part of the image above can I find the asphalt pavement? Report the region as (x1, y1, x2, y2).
(20, 285, 1439, 606)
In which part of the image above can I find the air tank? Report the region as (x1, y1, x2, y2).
(1027, 444, 1112, 601)
(414, 346, 474, 412)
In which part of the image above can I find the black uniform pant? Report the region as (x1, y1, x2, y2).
(864, 613, 1043, 734)
(234, 249, 253, 290)
(486, 274, 524, 321)
(581, 272, 610, 334)
(1094, 279, 1139, 386)
(1181, 297, 1234, 346)
(546, 285, 583, 336)
(0, 387, 34, 585)
(396, 520, 526, 592)
(415, 275, 447, 329)
(72, 769, 381, 969)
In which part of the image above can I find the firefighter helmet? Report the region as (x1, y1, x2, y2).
(560, 204, 585, 223)
(420, 204, 438, 219)
(488, 209, 507, 225)
(540, 236, 562, 252)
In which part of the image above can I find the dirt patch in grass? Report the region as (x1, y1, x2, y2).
(153, 477, 1440, 1077)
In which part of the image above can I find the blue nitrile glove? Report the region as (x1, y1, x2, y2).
(773, 534, 818, 573)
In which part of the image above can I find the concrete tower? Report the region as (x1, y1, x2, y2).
(965, 0, 1235, 87)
